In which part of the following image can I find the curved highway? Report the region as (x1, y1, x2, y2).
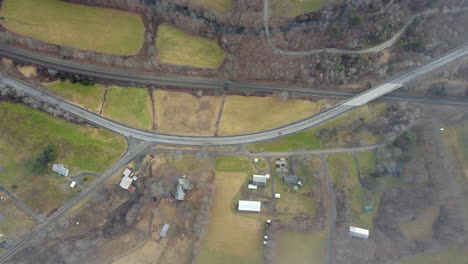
(1, 42, 467, 146)
(1, 44, 468, 107)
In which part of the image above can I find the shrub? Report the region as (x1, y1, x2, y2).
(30, 145, 58, 175)
(350, 15, 362, 26)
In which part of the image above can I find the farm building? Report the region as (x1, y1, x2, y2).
(238, 200, 261, 212)
(69, 181, 76, 188)
(160, 223, 170, 238)
(52, 163, 69, 176)
(119, 168, 136, 192)
(275, 158, 288, 171)
(284, 175, 299, 186)
(248, 184, 258, 190)
(349, 226, 369, 239)
(178, 178, 192, 190)
(252, 174, 269, 187)
(175, 184, 185, 201)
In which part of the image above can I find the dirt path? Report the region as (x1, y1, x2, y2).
(319, 154, 336, 264)
(213, 93, 226, 136)
(98, 86, 109, 115)
(148, 88, 158, 130)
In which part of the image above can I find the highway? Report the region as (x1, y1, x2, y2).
(1, 43, 467, 146)
(1, 44, 468, 107)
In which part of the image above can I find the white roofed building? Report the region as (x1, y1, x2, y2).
(252, 174, 269, 187)
(349, 226, 369, 239)
(52, 163, 69, 176)
(119, 168, 135, 192)
(238, 200, 261, 212)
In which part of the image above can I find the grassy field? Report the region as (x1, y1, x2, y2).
(45, 80, 105, 112)
(275, 155, 321, 222)
(443, 125, 468, 181)
(399, 206, 440, 241)
(195, 172, 263, 264)
(249, 103, 387, 152)
(274, 230, 328, 264)
(102, 86, 152, 130)
(193, 0, 233, 13)
(215, 156, 254, 173)
(357, 151, 377, 179)
(253, 158, 269, 171)
(154, 90, 222, 136)
(218, 96, 330, 136)
(327, 153, 378, 229)
(0, 0, 144, 54)
(270, 0, 328, 18)
(81, 175, 96, 185)
(164, 154, 211, 173)
(156, 23, 227, 68)
(0, 103, 126, 215)
(0, 198, 38, 242)
(397, 248, 468, 264)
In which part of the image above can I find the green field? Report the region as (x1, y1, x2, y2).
(164, 154, 211, 173)
(397, 248, 468, 264)
(0, 103, 126, 215)
(253, 158, 269, 171)
(45, 80, 105, 112)
(156, 23, 227, 68)
(249, 104, 387, 152)
(357, 151, 378, 182)
(195, 171, 264, 264)
(81, 175, 97, 185)
(215, 156, 254, 173)
(193, 0, 233, 13)
(274, 230, 328, 264)
(102, 86, 152, 130)
(270, 0, 328, 18)
(0, 0, 144, 54)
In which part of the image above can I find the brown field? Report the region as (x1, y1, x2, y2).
(154, 90, 222, 136)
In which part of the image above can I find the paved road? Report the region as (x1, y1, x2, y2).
(1, 43, 467, 146)
(1, 44, 468, 107)
(264, 0, 468, 56)
(0, 141, 151, 263)
(0, 186, 44, 223)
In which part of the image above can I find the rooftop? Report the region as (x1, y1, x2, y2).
(52, 163, 69, 176)
(238, 200, 261, 212)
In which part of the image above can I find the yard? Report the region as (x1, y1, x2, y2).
(214, 156, 254, 173)
(195, 172, 264, 264)
(249, 103, 387, 152)
(273, 230, 328, 264)
(45, 80, 105, 112)
(156, 23, 227, 68)
(0, 0, 144, 54)
(0, 102, 126, 215)
(154, 90, 222, 136)
(102, 86, 152, 130)
(0, 197, 38, 243)
(270, 0, 328, 18)
(397, 248, 468, 264)
(164, 154, 211, 173)
(218, 96, 330, 136)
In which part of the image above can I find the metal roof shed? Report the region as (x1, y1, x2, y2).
(175, 184, 185, 200)
(349, 226, 369, 239)
(238, 200, 261, 212)
(160, 223, 170, 238)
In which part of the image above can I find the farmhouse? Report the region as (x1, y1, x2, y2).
(174, 178, 191, 201)
(238, 200, 262, 212)
(284, 175, 299, 186)
(252, 174, 269, 187)
(52, 163, 69, 176)
(119, 168, 136, 192)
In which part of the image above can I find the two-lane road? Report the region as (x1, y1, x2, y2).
(1, 43, 467, 146)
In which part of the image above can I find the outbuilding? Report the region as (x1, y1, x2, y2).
(349, 226, 369, 239)
(238, 200, 261, 212)
(160, 223, 170, 238)
(252, 175, 269, 187)
(69, 181, 76, 188)
(248, 184, 258, 190)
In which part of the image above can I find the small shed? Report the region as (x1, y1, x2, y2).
(160, 223, 170, 238)
(52, 164, 69, 177)
(248, 184, 258, 190)
(349, 226, 369, 239)
(364, 205, 373, 213)
(238, 200, 261, 212)
(69, 181, 76, 188)
(275, 193, 281, 199)
(284, 176, 299, 186)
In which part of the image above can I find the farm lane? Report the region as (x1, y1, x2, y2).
(0, 186, 44, 223)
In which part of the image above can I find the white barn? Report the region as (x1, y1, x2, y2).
(349, 226, 369, 239)
(238, 200, 261, 212)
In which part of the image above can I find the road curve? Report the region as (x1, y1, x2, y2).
(1, 43, 467, 146)
(1, 44, 468, 107)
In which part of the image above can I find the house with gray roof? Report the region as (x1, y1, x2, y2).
(283, 175, 299, 186)
(52, 163, 69, 176)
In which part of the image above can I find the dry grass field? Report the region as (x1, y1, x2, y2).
(218, 96, 331, 135)
(45, 80, 106, 112)
(0, 197, 38, 243)
(154, 90, 222, 136)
